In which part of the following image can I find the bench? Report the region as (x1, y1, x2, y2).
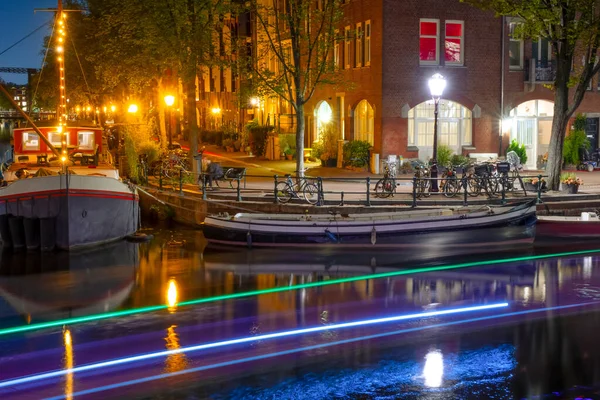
(214, 166, 247, 189)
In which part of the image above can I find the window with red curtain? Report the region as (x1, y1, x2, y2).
(420, 20, 439, 64)
(445, 21, 464, 64)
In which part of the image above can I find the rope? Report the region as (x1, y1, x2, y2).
(0, 20, 51, 57)
(32, 19, 56, 106)
(68, 27, 91, 96)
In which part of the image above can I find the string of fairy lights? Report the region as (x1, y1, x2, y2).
(56, 10, 67, 163)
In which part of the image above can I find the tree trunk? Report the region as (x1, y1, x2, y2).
(546, 54, 572, 191)
(184, 76, 199, 173)
(295, 105, 305, 177)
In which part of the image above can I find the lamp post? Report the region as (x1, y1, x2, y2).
(428, 73, 447, 193)
(164, 95, 175, 147)
(211, 107, 221, 129)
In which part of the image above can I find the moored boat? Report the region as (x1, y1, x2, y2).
(203, 200, 537, 249)
(537, 212, 600, 239)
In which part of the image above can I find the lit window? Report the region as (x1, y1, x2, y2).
(78, 131, 95, 150)
(344, 26, 351, 69)
(48, 131, 66, 146)
(23, 132, 40, 151)
(445, 21, 464, 65)
(365, 20, 371, 66)
(509, 22, 523, 70)
(356, 23, 363, 67)
(419, 19, 439, 65)
(354, 100, 374, 145)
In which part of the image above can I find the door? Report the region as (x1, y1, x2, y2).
(516, 119, 536, 169)
(585, 117, 598, 151)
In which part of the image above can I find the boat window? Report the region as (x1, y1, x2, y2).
(23, 132, 40, 151)
(78, 131, 95, 150)
(48, 131, 67, 146)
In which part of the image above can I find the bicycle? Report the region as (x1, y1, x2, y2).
(276, 172, 320, 204)
(414, 164, 431, 198)
(374, 161, 398, 198)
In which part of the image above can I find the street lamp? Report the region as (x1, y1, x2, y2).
(428, 73, 447, 192)
(128, 104, 138, 113)
(211, 107, 221, 129)
(164, 95, 175, 147)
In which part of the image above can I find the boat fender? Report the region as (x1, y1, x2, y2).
(246, 231, 252, 248)
(371, 226, 376, 245)
(325, 229, 338, 243)
(126, 233, 154, 242)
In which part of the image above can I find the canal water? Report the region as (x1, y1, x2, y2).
(1, 227, 600, 399)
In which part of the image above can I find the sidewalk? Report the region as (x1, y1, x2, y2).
(189, 143, 600, 192)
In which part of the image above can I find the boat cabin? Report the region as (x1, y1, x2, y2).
(13, 120, 102, 166)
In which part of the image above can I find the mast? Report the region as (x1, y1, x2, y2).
(56, 0, 68, 160)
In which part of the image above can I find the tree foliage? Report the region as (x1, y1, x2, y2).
(462, 0, 600, 189)
(243, 0, 344, 175)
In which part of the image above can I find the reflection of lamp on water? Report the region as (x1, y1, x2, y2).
(63, 328, 74, 400)
(423, 350, 443, 388)
(164, 324, 187, 373)
(166, 279, 178, 312)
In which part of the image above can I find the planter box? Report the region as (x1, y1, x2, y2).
(560, 183, 579, 194)
(523, 181, 547, 192)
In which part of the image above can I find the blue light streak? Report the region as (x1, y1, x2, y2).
(0, 303, 508, 389)
(42, 300, 600, 400)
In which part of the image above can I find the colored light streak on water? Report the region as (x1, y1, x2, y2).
(63, 329, 74, 400)
(0, 303, 508, 389)
(41, 300, 600, 400)
(1, 248, 600, 336)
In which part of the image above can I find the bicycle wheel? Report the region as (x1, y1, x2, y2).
(442, 176, 459, 198)
(303, 183, 319, 204)
(276, 181, 293, 203)
(375, 178, 394, 198)
(466, 176, 481, 197)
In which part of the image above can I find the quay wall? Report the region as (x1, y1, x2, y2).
(139, 188, 600, 226)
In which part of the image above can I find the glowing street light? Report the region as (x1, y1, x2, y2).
(211, 107, 221, 115)
(249, 97, 259, 106)
(164, 95, 175, 107)
(427, 73, 447, 192)
(128, 104, 138, 113)
(164, 95, 175, 146)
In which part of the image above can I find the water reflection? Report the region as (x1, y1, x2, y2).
(164, 325, 187, 373)
(63, 328, 74, 400)
(423, 349, 443, 388)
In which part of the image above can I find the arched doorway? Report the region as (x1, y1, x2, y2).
(505, 100, 553, 169)
(314, 101, 333, 142)
(354, 100, 374, 145)
(407, 100, 472, 162)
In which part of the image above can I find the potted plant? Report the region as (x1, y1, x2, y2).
(284, 147, 294, 160)
(560, 172, 583, 194)
(222, 138, 234, 152)
(523, 177, 546, 192)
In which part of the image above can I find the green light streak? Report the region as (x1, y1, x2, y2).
(1, 247, 600, 336)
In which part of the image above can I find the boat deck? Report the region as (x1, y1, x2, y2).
(3, 161, 119, 181)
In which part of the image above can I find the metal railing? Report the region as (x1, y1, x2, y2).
(144, 167, 550, 208)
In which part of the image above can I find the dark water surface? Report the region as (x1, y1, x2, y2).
(1, 228, 600, 399)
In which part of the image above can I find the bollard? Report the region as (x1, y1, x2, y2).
(201, 172, 207, 200)
(317, 177, 323, 206)
(340, 191, 344, 206)
(366, 177, 371, 207)
(412, 177, 417, 208)
(237, 176, 242, 202)
(537, 174, 543, 203)
(273, 175, 279, 204)
(463, 176, 468, 206)
(179, 169, 183, 195)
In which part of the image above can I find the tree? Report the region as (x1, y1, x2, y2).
(245, 0, 343, 175)
(462, 0, 600, 190)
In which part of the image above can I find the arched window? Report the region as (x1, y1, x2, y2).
(315, 101, 333, 141)
(354, 100, 374, 145)
(407, 100, 472, 162)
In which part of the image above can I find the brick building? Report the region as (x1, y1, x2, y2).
(300, 0, 600, 169)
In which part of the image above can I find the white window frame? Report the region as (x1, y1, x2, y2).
(334, 29, 340, 70)
(48, 131, 68, 147)
(444, 20, 464, 66)
(355, 23, 363, 67)
(508, 21, 524, 70)
(344, 26, 351, 69)
(77, 130, 96, 150)
(419, 19, 439, 66)
(23, 132, 40, 151)
(365, 20, 371, 66)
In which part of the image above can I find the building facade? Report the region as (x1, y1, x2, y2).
(299, 0, 600, 169)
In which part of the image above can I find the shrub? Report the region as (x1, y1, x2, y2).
(222, 138, 234, 148)
(450, 154, 470, 166)
(343, 140, 371, 168)
(436, 144, 453, 167)
(201, 130, 224, 146)
(249, 126, 273, 157)
(506, 139, 527, 165)
(121, 123, 157, 182)
(312, 125, 338, 161)
(137, 142, 161, 165)
(563, 114, 590, 166)
(279, 134, 296, 153)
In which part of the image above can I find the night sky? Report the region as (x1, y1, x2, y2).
(0, 0, 58, 84)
